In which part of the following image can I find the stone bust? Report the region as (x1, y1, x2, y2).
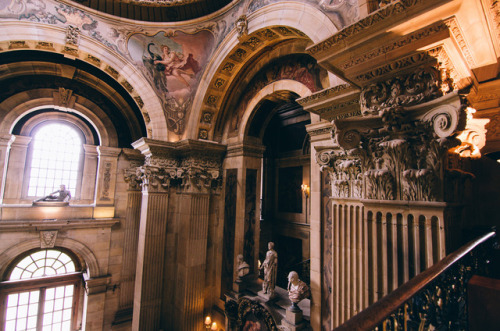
(287, 271, 309, 310)
(236, 254, 250, 279)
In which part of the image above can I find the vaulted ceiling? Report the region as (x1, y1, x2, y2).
(71, 0, 233, 22)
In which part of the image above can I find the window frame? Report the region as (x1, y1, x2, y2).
(0, 274, 82, 331)
(22, 120, 86, 202)
(0, 249, 84, 331)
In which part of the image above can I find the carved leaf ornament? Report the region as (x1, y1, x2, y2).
(318, 65, 471, 202)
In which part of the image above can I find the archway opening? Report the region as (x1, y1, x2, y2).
(249, 93, 311, 289)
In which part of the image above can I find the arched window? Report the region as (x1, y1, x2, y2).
(1, 249, 82, 331)
(27, 123, 83, 198)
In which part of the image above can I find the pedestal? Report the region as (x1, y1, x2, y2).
(281, 308, 306, 331)
(232, 279, 247, 298)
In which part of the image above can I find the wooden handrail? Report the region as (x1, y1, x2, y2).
(334, 230, 497, 331)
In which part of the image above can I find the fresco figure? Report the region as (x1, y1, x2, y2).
(155, 45, 193, 88)
(144, 43, 169, 93)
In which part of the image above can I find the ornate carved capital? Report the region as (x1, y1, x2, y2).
(131, 138, 226, 193)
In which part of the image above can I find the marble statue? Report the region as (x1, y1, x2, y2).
(237, 254, 250, 279)
(34, 184, 71, 202)
(287, 271, 310, 310)
(260, 242, 278, 296)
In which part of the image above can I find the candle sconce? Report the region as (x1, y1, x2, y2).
(301, 184, 310, 198)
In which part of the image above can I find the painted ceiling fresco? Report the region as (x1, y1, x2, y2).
(128, 31, 215, 135)
(0, 0, 359, 138)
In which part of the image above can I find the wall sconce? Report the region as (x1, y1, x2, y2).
(204, 316, 211, 330)
(211, 322, 218, 331)
(301, 184, 310, 198)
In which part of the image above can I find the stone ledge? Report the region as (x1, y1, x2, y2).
(0, 218, 120, 232)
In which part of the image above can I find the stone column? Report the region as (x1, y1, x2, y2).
(171, 140, 225, 331)
(0, 134, 15, 204)
(224, 141, 265, 292)
(131, 138, 177, 331)
(80, 144, 98, 204)
(83, 275, 110, 331)
(114, 150, 144, 326)
(3, 135, 31, 204)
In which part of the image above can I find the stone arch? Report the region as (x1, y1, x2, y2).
(187, 2, 338, 140)
(19, 111, 97, 146)
(0, 237, 101, 280)
(233, 80, 313, 141)
(0, 22, 165, 139)
(0, 90, 116, 147)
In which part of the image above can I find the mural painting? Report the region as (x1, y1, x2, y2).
(230, 54, 324, 134)
(128, 31, 215, 135)
(0, 0, 130, 55)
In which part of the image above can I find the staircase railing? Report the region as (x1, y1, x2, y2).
(334, 229, 497, 331)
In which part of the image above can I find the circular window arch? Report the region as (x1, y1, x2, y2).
(1, 249, 83, 331)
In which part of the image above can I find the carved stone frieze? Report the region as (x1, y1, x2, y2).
(297, 84, 352, 106)
(360, 65, 445, 117)
(308, 0, 425, 56)
(339, 22, 448, 71)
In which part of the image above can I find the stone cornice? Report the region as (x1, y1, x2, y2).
(307, 0, 453, 58)
(297, 84, 354, 106)
(300, 85, 361, 122)
(306, 122, 334, 139)
(226, 142, 266, 158)
(0, 218, 120, 232)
